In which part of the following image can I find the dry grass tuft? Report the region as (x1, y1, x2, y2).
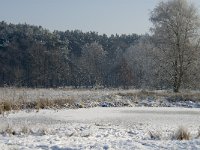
(1, 124, 16, 135)
(0, 101, 12, 116)
(197, 127, 200, 139)
(173, 127, 190, 140)
(0, 103, 4, 115)
(38, 128, 48, 136)
(149, 131, 161, 140)
(0, 101, 11, 111)
(21, 126, 30, 135)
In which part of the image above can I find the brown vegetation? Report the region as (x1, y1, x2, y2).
(0, 98, 75, 114)
(117, 90, 200, 102)
(173, 127, 190, 140)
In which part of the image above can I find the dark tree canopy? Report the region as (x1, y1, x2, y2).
(0, 21, 140, 88)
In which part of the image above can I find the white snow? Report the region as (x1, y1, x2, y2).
(1, 88, 200, 149)
(0, 107, 200, 149)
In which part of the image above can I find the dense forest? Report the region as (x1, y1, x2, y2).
(0, 21, 142, 88)
(1, 0, 200, 94)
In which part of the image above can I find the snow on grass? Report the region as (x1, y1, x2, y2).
(0, 107, 200, 149)
(1, 88, 200, 114)
(0, 88, 200, 149)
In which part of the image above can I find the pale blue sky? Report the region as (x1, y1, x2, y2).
(0, 0, 200, 35)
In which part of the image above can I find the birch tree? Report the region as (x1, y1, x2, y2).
(150, 0, 200, 92)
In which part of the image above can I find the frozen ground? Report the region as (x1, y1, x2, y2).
(0, 107, 200, 150)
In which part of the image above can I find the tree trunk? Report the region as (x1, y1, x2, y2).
(173, 85, 179, 93)
(173, 73, 182, 93)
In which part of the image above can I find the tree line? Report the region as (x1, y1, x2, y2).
(1, 0, 200, 92)
(0, 21, 140, 88)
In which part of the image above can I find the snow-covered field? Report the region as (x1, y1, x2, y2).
(0, 88, 200, 149)
(0, 107, 200, 150)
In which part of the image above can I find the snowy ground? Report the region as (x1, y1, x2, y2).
(0, 107, 200, 150)
(0, 88, 200, 149)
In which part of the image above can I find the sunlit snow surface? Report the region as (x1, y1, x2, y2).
(0, 107, 200, 150)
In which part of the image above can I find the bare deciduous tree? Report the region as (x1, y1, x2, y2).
(150, 0, 200, 92)
(125, 35, 156, 88)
